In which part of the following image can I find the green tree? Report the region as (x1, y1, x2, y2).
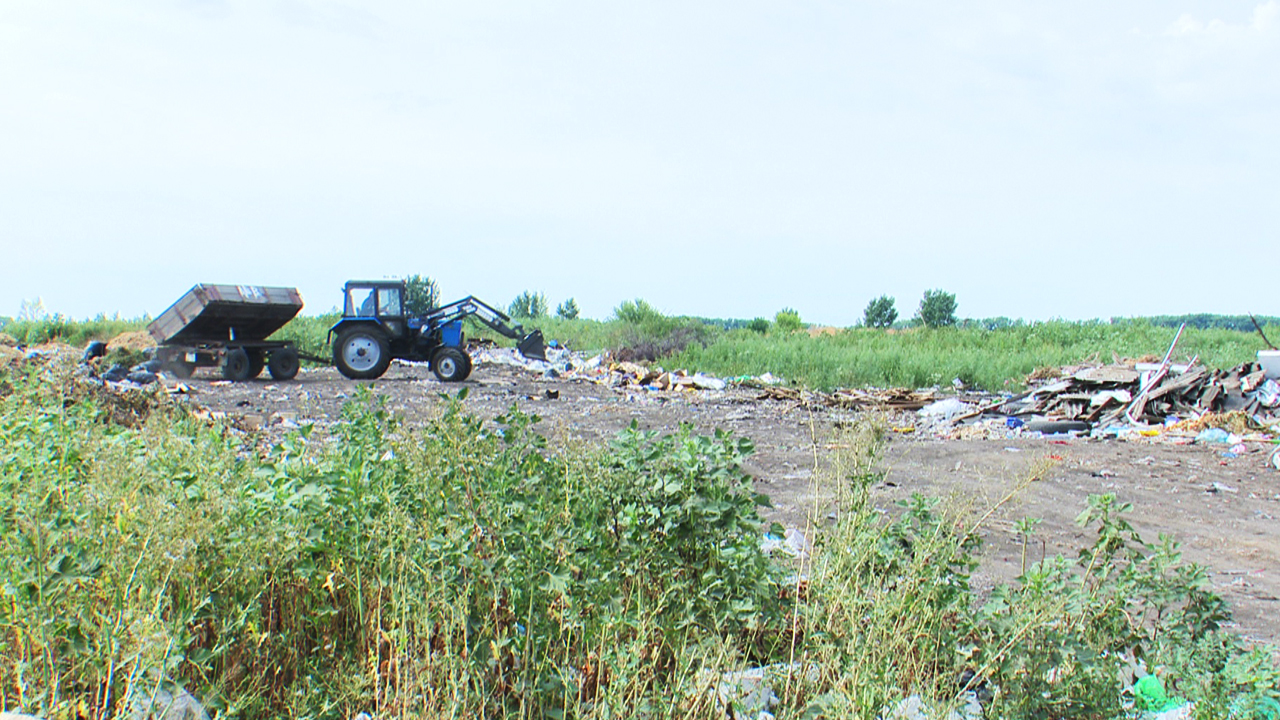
(556, 298, 580, 320)
(509, 291, 548, 319)
(774, 308, 803, 332)
(403, 275, 439, 316)
(747, 317, 770, 334)
(613, 298, 664, 326)
(863, 295, 898, 329)
(916, 289, 957, 328)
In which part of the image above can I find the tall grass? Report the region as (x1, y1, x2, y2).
(669, 321, 1278, 391)
(1, 315, 148, 347)
(6, 311, 1277, 392)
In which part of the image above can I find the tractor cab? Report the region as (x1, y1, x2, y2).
(341, 281, 407, 339)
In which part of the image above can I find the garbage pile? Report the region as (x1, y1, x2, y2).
(0, 336, 171, 427)
(757, 385, 938, 411)
(996, 360, 1279, 427)
(470, 346, 740, 392)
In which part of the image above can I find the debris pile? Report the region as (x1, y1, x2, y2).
(999, 360, 1279, 426)
(757, 385, 937, 411)
(471, 346, 743, 392)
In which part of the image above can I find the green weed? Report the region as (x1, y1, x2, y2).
(0, 363, 1276, 718)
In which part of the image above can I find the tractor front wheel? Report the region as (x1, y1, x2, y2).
(432, 347, 472, 382)
(334, 327, 391, 380)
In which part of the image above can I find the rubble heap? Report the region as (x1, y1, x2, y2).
(1001, 360, 1279, 426)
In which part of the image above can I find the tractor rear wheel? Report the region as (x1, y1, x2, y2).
(334, 327, 391, 380)
(268, 347, 300, 380)
(432, 347, 471, 382)
(222, 349, 251, 381)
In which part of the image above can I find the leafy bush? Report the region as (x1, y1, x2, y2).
(0, 367, 785, 718)
(747, 317, 770, 334)
(774, 308, 803, 333)
(863, 295, 898, 329)
(609, 299, 713, 362)
(509, 290, 548, 319)
(402, 274, 439, 315)
(917, 289, 958, 328)
(556, 298, 580, 320)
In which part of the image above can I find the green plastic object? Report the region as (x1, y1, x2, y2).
(1134, 674, 1185, 713)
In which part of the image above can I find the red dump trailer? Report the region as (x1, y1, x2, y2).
(148, 284, 303, 381)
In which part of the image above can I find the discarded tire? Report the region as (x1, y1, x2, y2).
(1024, 419, 1090, 435)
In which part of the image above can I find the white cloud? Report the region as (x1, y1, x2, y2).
(1165, 1, 1279, 37)
(1253, 0, 1280, 31)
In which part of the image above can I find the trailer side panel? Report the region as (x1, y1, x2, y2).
(149, 285, 304, 345)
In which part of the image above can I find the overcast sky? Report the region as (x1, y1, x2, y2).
(2, 1, 1276, 326)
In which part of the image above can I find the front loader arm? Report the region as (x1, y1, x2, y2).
(422, 296, 548, 361)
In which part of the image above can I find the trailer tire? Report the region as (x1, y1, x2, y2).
(222, 349, 252, 381)
(334, 327, 391, 380)
(247, 350, 266, 379)
(268, 347, 300, 380)
(167, 359, 195, 379)
(432, 347, 471, 382)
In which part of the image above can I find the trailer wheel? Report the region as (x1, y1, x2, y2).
(222, 349, 252, 381)
(247, 350, 266, 379)
(268, 347, 300, 380)
(334, 327, 391, 380)
(160, 349, 196, 379)
(432, 347, 471, 382)
(167, 359, 195, 379)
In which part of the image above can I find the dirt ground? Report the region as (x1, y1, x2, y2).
(175, 360, 1280, 648)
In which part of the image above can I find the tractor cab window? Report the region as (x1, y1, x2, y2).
(378, 288, 402, 317)
(345, 287, 379, 317)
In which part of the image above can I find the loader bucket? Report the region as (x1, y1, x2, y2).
(518, 330, 548, 362)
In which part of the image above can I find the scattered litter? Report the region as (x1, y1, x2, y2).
(761, 528, 811, 560)
(919, 398, 971, 420)
(128, 674, 210, 720)
(705, 663, 820, 720)
(471, 346, 742, 394)
(885, 692, 983, 720)
(1132, 674, 1190, 719)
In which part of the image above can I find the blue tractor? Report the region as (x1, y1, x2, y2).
(328, 280, 547, 381)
